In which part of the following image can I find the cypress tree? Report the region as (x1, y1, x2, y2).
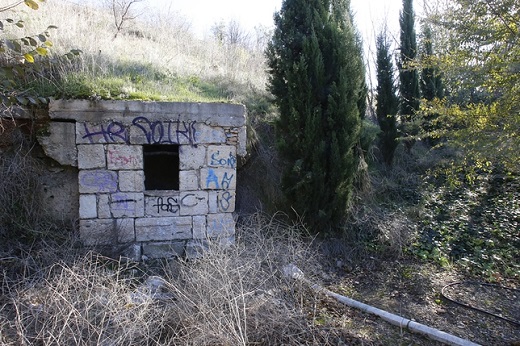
(420, 25, 444, 101)
(398, 0, 420, 150)
(376, 31, 399, 166)
(265, 0, 364, 232)
(420, 24, 444, 146)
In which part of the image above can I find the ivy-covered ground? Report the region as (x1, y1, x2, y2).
(415, 166, 519, 281)
(314, 148, 520, 345)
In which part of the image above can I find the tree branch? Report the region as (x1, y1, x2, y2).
(0, 1, 24, 13)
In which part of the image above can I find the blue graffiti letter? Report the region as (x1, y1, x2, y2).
(206, 169, 220, 189)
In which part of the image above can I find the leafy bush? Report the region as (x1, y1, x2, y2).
(0, 0, 69, 107)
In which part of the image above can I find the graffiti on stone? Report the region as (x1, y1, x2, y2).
(80, 116, 197, 146)
(79, 170, 117, 193)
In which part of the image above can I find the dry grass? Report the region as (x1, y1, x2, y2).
(0, 132, 47, 240)
(4, 0, 269, 103)
(0, 213, 356, 345)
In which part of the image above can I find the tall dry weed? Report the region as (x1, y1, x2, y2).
(0, 133, 46, 240)
(153, 212, 325, 345)
(1, 212, 349, 345)
(2, 252, 172, 345)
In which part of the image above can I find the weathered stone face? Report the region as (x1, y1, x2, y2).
(41, 100, 246, 260)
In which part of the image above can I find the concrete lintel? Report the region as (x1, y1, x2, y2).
(49, 100, 246, 127)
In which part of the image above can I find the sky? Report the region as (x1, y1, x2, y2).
(143, 0, 407, 42)
(73, 0, 414, 49)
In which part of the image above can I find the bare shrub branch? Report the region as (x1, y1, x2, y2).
(0, 133, 46, 239)
(0, 212, 350, 345)
(104, 0, 144, 39)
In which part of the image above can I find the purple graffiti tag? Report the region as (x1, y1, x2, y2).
(176, 118, 197, 145)
(110, 193, 137, 212)
(221, 172, 234, 189)
(132, 116, 197, 145)
(82, 122, 128, 143)
(132, 116, 153, 143)
(210, 150, 237, 168)
(79, 171, 117, 192)
(218, 191, 233, 211)
(80, 116, 197, 146)
(150, 120, 165, 143)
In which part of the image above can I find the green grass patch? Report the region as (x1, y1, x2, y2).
(27, 71, 235, 102)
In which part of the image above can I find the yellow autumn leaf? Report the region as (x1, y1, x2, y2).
(36, 47, 48, 56)
(23, 53, 35, 63)
(24, 0, 39, 10)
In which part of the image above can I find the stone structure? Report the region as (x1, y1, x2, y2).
(39, 99, 247, 259)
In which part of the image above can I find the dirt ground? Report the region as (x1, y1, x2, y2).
(307, 258, 520, 345)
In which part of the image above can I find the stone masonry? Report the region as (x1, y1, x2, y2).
(45, 100, 246, 260)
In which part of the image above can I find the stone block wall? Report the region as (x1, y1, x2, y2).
(45, 100, 246, 259)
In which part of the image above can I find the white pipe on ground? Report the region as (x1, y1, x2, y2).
(282, 264, 481, 346)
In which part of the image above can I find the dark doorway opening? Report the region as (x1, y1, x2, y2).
(143, 145, 179, 190)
